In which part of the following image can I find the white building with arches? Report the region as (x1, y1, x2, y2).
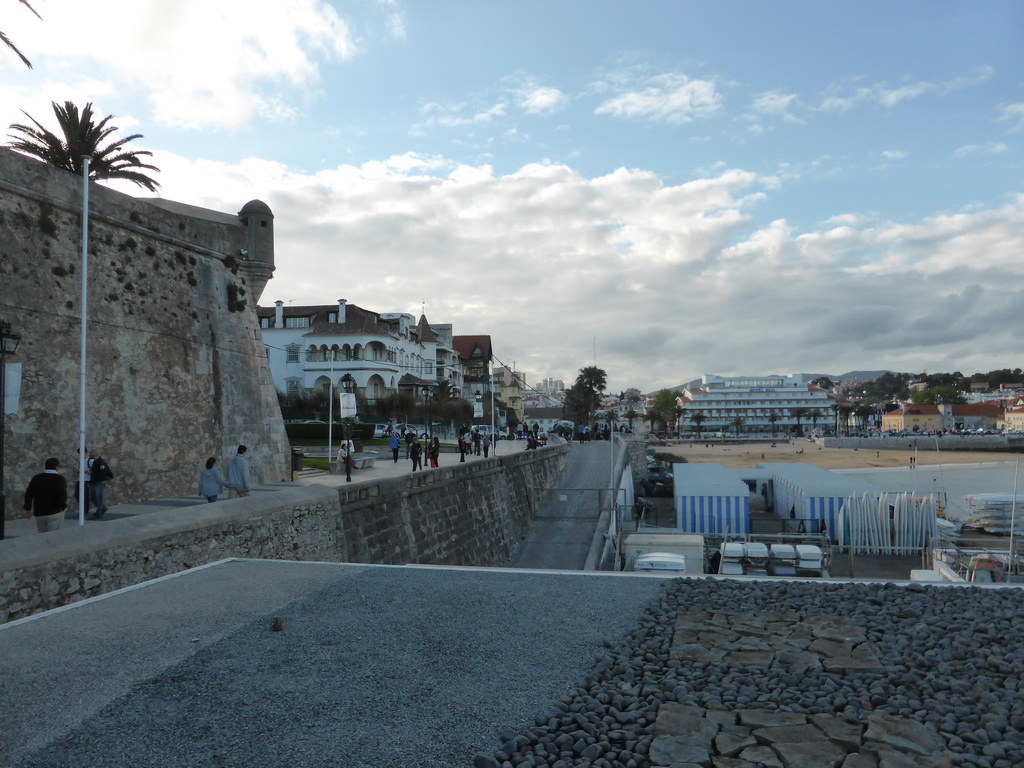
(257, 298, 464, 408)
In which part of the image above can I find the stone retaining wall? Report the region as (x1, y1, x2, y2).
(0, 445, 568, 623)
(824, 435, 1023, 452)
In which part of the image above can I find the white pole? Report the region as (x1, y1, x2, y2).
(490, 362, 495, 454)
(1010, 457, 1020, 575)
(327, 361, 334, 467)
(78, 157, 90, 527)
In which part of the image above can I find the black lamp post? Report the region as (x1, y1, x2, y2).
(422, 385, 433, 439)
(341, 374, 355, 483)
(0, 320, 22, 541)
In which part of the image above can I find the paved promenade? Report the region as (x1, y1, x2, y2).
(2, 436, 530, 541)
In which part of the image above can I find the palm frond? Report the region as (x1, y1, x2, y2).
(6, 100, 161, 190)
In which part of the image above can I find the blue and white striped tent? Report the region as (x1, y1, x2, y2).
(759, 463, 879, 542)
(673, 463, 750, 536)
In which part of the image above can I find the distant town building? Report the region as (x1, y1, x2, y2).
(882, 402, 1005, 433)
(678, 374, 833, 435)
(258, 298, 464, 406)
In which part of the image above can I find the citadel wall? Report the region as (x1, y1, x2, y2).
(0, 148, 290, 517)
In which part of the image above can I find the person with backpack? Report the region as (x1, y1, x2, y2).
(88, 450, 113, 519)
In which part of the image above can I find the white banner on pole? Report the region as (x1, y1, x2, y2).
(473, 401, 483, 418)
(3, 362, 22, 415)
(339, 392, 357, 418)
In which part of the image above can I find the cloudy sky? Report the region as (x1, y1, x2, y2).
(4, 1, 1024, 392)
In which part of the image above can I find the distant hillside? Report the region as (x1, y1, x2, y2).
(799, 370, 894, 384)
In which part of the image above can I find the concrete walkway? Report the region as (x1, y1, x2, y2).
(2, 436, 531, 541)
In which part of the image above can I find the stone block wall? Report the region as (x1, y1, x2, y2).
(0, 148, 290, 515)
(0, 445, 569, 623)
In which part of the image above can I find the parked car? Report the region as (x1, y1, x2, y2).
(472, 425, 507, 440)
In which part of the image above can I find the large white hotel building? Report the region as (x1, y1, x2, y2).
(677, 374, 834, 436)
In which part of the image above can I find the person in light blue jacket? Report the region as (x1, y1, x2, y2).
(198, 457, 229, 503)
(389, 432, 401, 463)
(226, 445, 252, 497)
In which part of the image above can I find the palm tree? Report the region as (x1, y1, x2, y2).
(8, 101, 161, 191)
(574, 365, 607, 427)
(809, 409, 823, 434)
(3, 0, 40, 68)
(729, 415, 745, 438)
(625, 407, 639, 433)
(766, 412, 781, 438)
(789, 407, 809, 437)
(854, 404, 874, 432)
(688, 411, 706, 439)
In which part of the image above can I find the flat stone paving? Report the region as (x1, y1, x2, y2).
(654, 610, 951, 767)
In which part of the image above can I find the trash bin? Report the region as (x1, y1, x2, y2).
(291, 447, 304, 471)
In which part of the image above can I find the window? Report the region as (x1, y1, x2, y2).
(286, 379, 300, 397)
(286, 345, 299, 364)
(259, 317, 271, 329)
(285, 316, 310, 328)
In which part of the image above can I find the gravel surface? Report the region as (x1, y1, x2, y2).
(13, 567, 665, 768)
(481, 578, 1024, 768)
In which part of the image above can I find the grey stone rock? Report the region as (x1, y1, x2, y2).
(809, 713, 864, 751)
(737, 744, 784, 767)
(772, 739, 848, 768)
(864, 714, 944, 756)
(840, 753, 880, 768)
(647, 735, 711, 767)
(752, 723, 828, 745)
(714, 731, 757, 757)
(738, 709, 808, 728)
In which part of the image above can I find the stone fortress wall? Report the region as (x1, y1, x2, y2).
(0, 444, 569, 622)
(0, 148, 290, 515)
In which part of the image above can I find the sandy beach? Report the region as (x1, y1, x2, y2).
(651, 439, 1020, 472)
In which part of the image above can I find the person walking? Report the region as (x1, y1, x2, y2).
(472, 429, 482, 456)
(226, 444, 252, 497)
(390, 431, 401, 463)
(23, 457, 68, 533)
(428, 436, 440, 468)
(198, 457, 229, 502)
(458, 429, 468, 463)
(410, 436, 423, 471)
(482, 433, 491, 458)
(88, 451, 113, 519)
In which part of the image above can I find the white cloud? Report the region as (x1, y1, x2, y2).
(952, 142, 1009, 159)
(997, 102, 1024, 133)
(817, 68, 992, 114)
(519, 86, 568, 114)
(10, 0, 357, 130)
(881, 150, 908, 160)
(123, 153, 1024, 391)
(594, 73, 723, 125)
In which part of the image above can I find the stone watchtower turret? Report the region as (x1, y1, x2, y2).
(238, 199, 275, 303)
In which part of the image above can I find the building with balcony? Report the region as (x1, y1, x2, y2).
(257, 298, 448, 407)
(677, 374, 833, 436)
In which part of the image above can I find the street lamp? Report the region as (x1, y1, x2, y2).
(340, 374, 355, 483)
(0, 320, 22, 541)
(422, 385, 433, 439)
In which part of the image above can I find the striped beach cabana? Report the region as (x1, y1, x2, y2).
(760, 463, 879, 542)
(673, 463, 750, 536)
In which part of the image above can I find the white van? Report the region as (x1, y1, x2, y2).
(632, 552, 687, 573)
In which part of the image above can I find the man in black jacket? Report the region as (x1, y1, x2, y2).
(23, 457, 68, 533)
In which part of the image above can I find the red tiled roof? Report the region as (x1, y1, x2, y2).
(452, 335, 492, 362)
